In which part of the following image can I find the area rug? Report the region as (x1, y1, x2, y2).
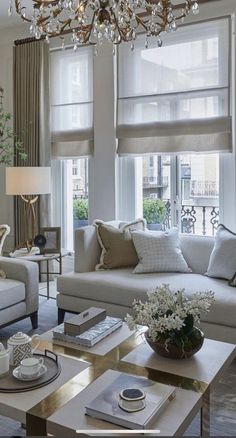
(0, 297, 235, 436)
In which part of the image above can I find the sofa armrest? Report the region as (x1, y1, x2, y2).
(0, 257, 39, 313)
(74, 226, 101, 273)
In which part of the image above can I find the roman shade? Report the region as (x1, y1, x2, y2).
(50, 45, 94, 158)
(117, 18, 231, 156)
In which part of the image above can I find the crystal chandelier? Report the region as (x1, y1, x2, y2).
(10, 0, 200, 50)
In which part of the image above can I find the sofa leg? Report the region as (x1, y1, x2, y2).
(30, 311, 38, 329)
(58, 308, 66, 325)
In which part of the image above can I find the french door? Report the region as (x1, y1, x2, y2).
(140, 154, 219, 236)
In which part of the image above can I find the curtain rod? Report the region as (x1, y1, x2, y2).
(14, 36, 45, 46)
(13, 0, 218, 46)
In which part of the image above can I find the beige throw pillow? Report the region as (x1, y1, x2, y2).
(94, 219, 146, 270)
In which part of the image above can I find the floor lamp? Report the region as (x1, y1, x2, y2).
(5, 167, 51, 244)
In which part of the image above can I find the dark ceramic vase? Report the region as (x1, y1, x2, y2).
(145, 328, 204, 359)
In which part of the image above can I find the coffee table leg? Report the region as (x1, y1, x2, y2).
(201, 389, 210, 437)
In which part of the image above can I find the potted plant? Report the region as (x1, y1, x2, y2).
(0, 87, 27, 164)
(126, 284, 214, 359)
(143, 198, 166, 231)
(73, 198, 89, 229)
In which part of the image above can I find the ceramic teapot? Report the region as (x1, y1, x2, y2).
(7, 332, 41, 367)
(0, 343, 10, 376)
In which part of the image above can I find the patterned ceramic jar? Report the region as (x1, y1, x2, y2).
(7, 332, 40, 367)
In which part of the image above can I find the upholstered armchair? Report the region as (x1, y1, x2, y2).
(0, 256, 39, 329)
(0, 224, 10, 256)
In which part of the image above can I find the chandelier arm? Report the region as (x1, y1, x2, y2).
(85, 12, 98, 44)
(13, 0, 199, 48)
(73, 10, 97, 45)
(59, 19, 73, 34)
(74, 0, 89, 18)
(15, 1, 32, 23)
(135, 16, 149, 32)
(110, 10, 127, 43)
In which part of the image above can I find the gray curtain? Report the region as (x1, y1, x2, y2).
(13, 40, 51, 246)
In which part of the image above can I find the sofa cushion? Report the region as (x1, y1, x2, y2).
(180, 234, 214, 274)
(57, 270, 236, 328)
(132, 228, 190, 274)
(0, 279, 25, 310)
(205, 224, 236, 280)
(94, 219, 146, 270)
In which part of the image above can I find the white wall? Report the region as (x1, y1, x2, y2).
(89, 42, 117, 222)
(0, 25, 28, 251)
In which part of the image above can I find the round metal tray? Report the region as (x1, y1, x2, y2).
(0, 350, 61, 393)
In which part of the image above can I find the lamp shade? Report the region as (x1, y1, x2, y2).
(6, 167, 51, 195)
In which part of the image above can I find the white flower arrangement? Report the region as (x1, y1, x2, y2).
(125, 284, 214, 347)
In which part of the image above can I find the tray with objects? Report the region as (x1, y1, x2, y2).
(0, 350, 61, 393)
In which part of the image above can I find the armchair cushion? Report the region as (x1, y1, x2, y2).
(0, 279, 25, 310)
(0, 257, 39, 313)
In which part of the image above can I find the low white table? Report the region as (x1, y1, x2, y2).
(29, 325, 236, 436)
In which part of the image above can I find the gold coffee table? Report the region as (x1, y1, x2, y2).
(25, 324, 236, 436)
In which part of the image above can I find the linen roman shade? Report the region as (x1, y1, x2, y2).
(117, 18, 231, 156)
(50, 46, 94, 158)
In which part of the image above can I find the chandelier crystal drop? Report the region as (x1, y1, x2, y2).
(11, 0, 200, 50)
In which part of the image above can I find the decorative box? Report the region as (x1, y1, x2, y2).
(64, 307, 107, 335)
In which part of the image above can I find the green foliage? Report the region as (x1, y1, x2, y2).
(143, 198, 166, 224)
(0, 87, 27, 164)
(73, 198, 88, 220)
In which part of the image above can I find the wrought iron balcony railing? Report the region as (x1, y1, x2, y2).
(162, 200, 219, 236)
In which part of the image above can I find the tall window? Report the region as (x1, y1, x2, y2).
(50, 46, 93, 250)
(118, 18, 230, 235)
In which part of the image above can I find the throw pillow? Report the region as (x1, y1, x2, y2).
(205, 224, 236, 280)
(132, 228, 190, 274)
(94, 218, 146, 270)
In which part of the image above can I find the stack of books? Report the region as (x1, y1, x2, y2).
(52, 307, 123, 348)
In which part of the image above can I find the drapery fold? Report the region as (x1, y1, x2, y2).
(13, 40, 50, 246)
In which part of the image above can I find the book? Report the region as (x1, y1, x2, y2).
(85, 370, 176, 429)
(53, 316, 123, 347)
(64, 307, 107, 335)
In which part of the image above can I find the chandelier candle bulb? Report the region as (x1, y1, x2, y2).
(12, 0, 200, 51)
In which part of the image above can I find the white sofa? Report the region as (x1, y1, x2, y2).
(0, 257, 39, 329)
(57, 222, 236, 344)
